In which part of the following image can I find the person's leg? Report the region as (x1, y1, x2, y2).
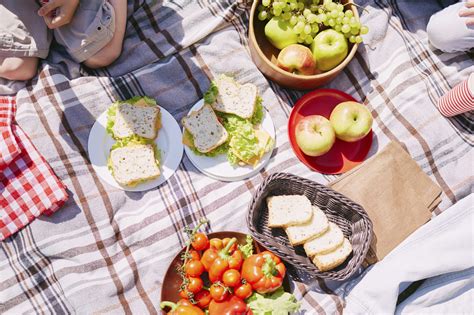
(83, 0, 127, 69)
(427, 1, 474, 53)
(53, 0, 127, 69)
(0, 57, 38, 81)
(0, 1, 51, 94)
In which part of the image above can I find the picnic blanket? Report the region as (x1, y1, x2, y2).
(1, 0, 473, 313)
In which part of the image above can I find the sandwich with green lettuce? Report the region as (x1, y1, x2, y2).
(106, 96, 162, 186)
(182, 74, 274, 167)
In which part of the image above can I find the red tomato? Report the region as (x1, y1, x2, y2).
(179, 288, 190, 299)
(234, 282, 253, 300)
(192, 233, 209, 251)
(194, 290, 212, 309)
(222, 269, 241, 287)
(189, 249, 201, 261)
(187, 277, 204, 293)
(185, 260, 205, 277)
(210, 284, 228, 302)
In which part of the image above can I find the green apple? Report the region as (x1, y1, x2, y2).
(277, 44, 317, 75)
(311, 29, 348, 72)
(295, 115, 336, 156)
(329, 101, 373, 142)
(264, 17, 299, 50)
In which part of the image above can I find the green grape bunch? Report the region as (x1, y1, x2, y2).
(257, 0, 369, 44)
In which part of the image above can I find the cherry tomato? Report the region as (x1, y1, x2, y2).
(194, 290, 212, 309)
(234, 282, 253, 300)
(179, 288, 191, 299)
(210, 284, 228, 302)
(192, 233, 209, 251)
(222, 269, 241, 287)
(209, 238, 223, 250)
(187, 277, 204, 293)
(222, 238, 237, 252)
(189, 249, 201, 261)
(185, 260, 205, 277)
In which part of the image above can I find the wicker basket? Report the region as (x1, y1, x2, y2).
(247, 173, 373, 281)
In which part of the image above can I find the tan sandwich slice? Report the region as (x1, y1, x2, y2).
(112, 102, 161, 140)
(182, 104, 228, 153)
(285, 206, 329, 246)
(312, 238, 352, 272)
(211, 74, 257, 119)
(267, 195, 313, 228)
(304, 222, 345, 257)
(109, 144, 161, 187)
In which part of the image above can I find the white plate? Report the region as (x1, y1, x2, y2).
(183, 99, 275, 182)
(88, 106, 183, 192)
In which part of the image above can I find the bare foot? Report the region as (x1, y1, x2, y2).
(0, 57, 38, 81)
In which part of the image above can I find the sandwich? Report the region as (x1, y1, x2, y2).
(183, 74, 273, 167)
(107, 139, 161, 187)
(206, 74, 258, 119)
(182, 104, 229, 154)
(107, 96, 161, 140)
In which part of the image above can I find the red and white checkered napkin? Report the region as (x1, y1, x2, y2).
(0, 96, 68, 241)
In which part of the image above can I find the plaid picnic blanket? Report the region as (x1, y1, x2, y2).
(1, 0, 473, 313)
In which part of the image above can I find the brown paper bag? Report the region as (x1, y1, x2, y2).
(329, 141, 442, 263)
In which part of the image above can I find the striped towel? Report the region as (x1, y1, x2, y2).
(0, 0, 472, 314)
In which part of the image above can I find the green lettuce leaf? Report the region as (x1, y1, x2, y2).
(194, 81, 270, 166)
(203, 81, 218, 104)
(246, 287, 301, 315)
(251, 96, 264, 126)
(238, 235, 254, 259)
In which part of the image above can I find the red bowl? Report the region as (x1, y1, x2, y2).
(288, 89, 373, 174)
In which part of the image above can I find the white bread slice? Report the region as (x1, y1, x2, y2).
(304, 222, 344, 257)
(109, 144, 160, 186)
(112, 103, 161, 139)
(211, 75, 257, 119)
(267, 195, 313, 228)
(284, 206, 329, 246)
(182, 104, 228, 153)
(312, 238, 352, 272)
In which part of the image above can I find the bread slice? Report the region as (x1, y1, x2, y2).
(182, 104, 228, 153)
(267, 195, 313, 228)
(211, 75, 257, 119)
(112, 102, 161, 140)
(109, 144, 161, 186)
(312, 238, 352, 272)
(284, 206, 329, 246)
(304, 222, 344, 257)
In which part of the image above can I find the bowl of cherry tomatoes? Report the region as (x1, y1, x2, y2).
(160, 222, 292, 315)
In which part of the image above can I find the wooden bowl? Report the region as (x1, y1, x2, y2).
(159, 231, 290, 314)
(248, 0, 359, 90)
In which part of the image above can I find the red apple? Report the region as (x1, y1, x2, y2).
(277, 44, 317, 76)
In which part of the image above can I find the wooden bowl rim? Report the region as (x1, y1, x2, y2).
(249, 0, 360, 80)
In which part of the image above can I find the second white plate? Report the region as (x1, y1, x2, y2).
(88, 105, 183, 192)
(183, 99, 275, 182)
